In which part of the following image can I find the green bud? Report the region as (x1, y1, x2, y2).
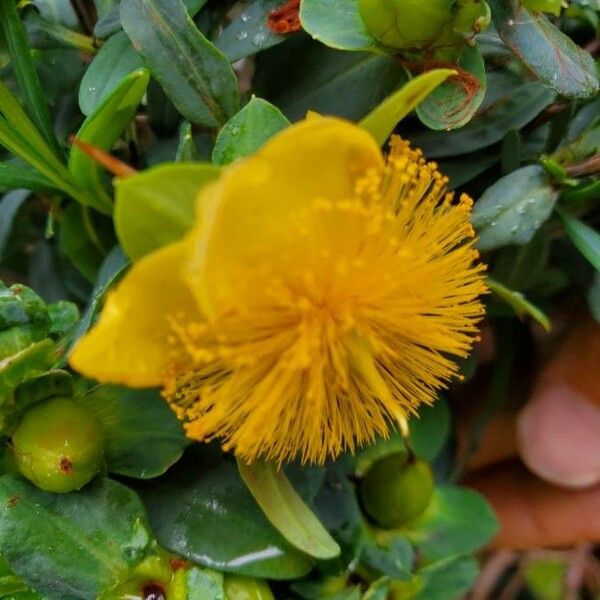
(358, 0, 455, 50)
(452, 0, 491, 36)
(12, 397, 104, 493)
(360, 453, 434, 528)
(224, 575, 275, 600)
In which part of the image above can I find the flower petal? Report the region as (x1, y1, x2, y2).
(70, 241, 197, 387)
(187, 117, 384, 316)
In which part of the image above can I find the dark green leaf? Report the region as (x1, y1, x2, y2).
(416, 556, 479, 600)
(215, 0, 287, 62)
(120, 0, 240, 127)
(490, 0, 599, 99)
(59, 204, 106, 282)
(0, 475, 152, 600)
(417, 46, 486, 131)
(84, 385, 186, 479)
(406, 486, 498, 561)
(139, 450, 314, 579)
(63, 246, 129, 364)
(0, 190, 29, 260)
(360, 537, 413, 580)
(556, 206, 600, 271)
(79, 32, 144, 117)
(255, 37, 408, 122)
(587, 272, 600, 323)
(114, 162, 220, 260)
(410, 80, 555, 158)
(238, 459, 340, 560)
(472, 165, 558, 251)
(213, 97, 290, 165)
(300, 0, 378, 52)
(408, 397, 451, 462)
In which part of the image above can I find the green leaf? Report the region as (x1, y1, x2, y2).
(490, 0, 599, 99)
(0, 475, 153, 600)
(360, 538, 413, 581)
(175, 122, 199, 162)
(114, 162, 220, 260)
(120, 0, 240, 127)
(255, 38, 408, 122)
(63, 246, 129, 365)
(83, 385, 187, 479)
(416, 556, 479, 600)
(523, 557, 567, 600)
(487, 277, 552, 332)
(139, 449, 314, 579)
(79, 31, 144, 116)
(409, 79, 555, 158)
(214, 0, 287, 62)
(0, 163, 57, 194)
(186, 567, 225, 599)
(360, 69, 454, 145)
(409, 397, 451, 462)
(213, 97, 290, 165)
(0, 0, 61, 156)
(68, 68, 150, 215)
(237, 459, 341, 560)
(416, 46, 486, 131)
(472, 165, 559, 251)
(0, 190, 29, 260)
(300, 0, 379, 52)
(556, 206, 600, 271)
(405, 486, 498, 561)
(59, 204, 106, 282)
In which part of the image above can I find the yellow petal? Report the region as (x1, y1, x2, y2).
(187, 117, 384, 316)
(69, 240, 197, 387)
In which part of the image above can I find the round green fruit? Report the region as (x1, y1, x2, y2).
(358, 0, 455, 50)
(360, 453, 434, 528)
(12, 397, 103, 493)
(224, 575, 275, 600)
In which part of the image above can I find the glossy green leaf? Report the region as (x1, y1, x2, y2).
(139, 450, 314, 579)
(120, 0, 240, 127)
(556, 206, 600, 271)
(416, 46, 486, 131)
(215, 0, 287, 62)
(238, 459, 341, 560)
(255, 38, 408, 122)
(84, 385, 186, 479)
(300, 0, 379, 52)
(490, 0, 599, 99)
(410, 80, 555, 158)
(0, 0, 60, 155)
(213, 97, 290, 165)
(115, 162, 220, 260)
(0, 164, 57, 194)
(406, 486, 498, 561)
(0, 475, 153, 600)
(472, 166, 559, 251)
(487, 277, 551, 331)
(79, 31, 144, 117)
(68, 69, 150, 215)
(360, 69, 454, 145)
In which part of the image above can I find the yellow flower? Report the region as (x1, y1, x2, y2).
(70, 118, 486, 464)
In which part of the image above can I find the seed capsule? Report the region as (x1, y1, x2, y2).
(12, 397, 104, 493)
(360, 452, 435, 528)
